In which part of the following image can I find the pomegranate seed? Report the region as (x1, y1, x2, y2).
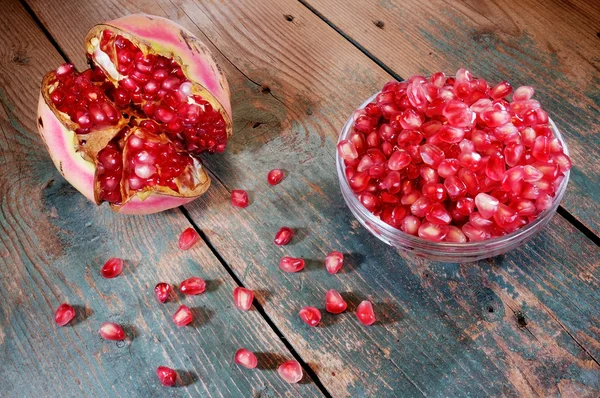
(231, 190, 249, 208)
(172, 305, 193, 326)
(445, 226, 467, 243)
(513, 86, 534, 102)
(279, 257, 305, 273)
(401, 215, 421, 235)
(233, 287, 254, 311)
(234, 348, 258, 369)
(278, 360, 303, 384)
(418, 222, 450, 241)
(462, 223, 491, 241)
(178, 227, 199, 250)
(99, 322, 125, 340)
(356, 300, 376, 326)
(325, 290, 348, 314)
(101, 257, 124, 278)
(325, 251, 344, 274)
(54, 303, 76, 326)
(180, 277, 206, 295)
(298, 306, 321, 327)
(156, 366, 177, 387)
(475, 193, 500, 219)
(437, 159, 460, 178)
(490, 81, 512, 100)
(419, 144, 445, 167)
(154, 283, 171, 303)
(426, 203, 452, 224)
(388, 150, 412, 170)
(274, 227, 293, 246)
(268, 169, 284, 185)
(337, 140, 358, 161)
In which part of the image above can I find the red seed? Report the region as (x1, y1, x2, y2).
(356, 300, 376, 326)
(268, 169, 284, 185)
(475, 193, 500, 219)
(101, 257, 124, 278)
(234, 348, 258, 369)
(172, 305, 193, 326)
(426, 203, 452, 224)
(154, 283, 171, 303)
(401, 215, 421, 235)
(54, 303, 76, 326)
(419, 144, 445, 167)
(445, 226, 467, 243)
(337, 140, 358, 161)
(279, 257, 305, 273)
(180, 277, 206, 295)
(325, 251, 344, 274)
(388, 150, 411, 170)
(274, 227, 293, 246)
(299, 306, 321, 327)
(178, 227, 199, 250)
(325, 289, 348, 314)
(418, 222, 450, 241)
(99, 322, 125, 340)
(231, 190, 249, 208)
(278, 360, 303, 384)
(233, 287, 254, 311)
(156, 366, 177, 387)
(490, 81, 512, 100)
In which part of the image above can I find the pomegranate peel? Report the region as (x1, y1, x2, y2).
(38, 14, 232, 214)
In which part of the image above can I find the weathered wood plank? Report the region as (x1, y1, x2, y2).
(303, 0, 600, 236)
(0, 1, 322, 396)
(22, 0, 600, 396)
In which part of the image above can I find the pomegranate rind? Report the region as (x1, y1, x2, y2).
(37, 92, 96, 203)
(85, 14, 232, 138)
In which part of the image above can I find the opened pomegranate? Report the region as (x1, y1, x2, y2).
(37, 14, 232, 214)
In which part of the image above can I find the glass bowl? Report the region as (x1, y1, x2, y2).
(336, 91, 570, 262)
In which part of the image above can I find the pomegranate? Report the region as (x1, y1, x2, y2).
(156, 366, 177, 387)
(100, 257, 124, 278)
(278, 360, 303, 384)
(154, 282, 171, 303)
(178, 227, 199, 250)
(234, 348, 258, 369)
(268, 169, 284, 185)
(54, 303, 76, 326)
(298, 307, 321, 327)
(273, 226, 293, 246)
(99, 322, 126, 340)
(233, 287, 254, 311)
(339, 69, 572, 242)
(37, 15, 232, 214)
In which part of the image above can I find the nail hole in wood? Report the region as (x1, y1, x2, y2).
(515, 311, 527, 327)
(252, 122, 263, 129)
(38, 117, 44, 127)
(597, 32, 600, 39)
(374, 20, 385, 29)
(284, 14, 294, 22)
(488, 306, 494, 313)
(261, 85, 271, 94)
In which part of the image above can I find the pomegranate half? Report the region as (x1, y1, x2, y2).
(37, 14, 232, 214)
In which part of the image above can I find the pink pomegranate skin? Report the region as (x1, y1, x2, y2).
(37, 14, 232, 215)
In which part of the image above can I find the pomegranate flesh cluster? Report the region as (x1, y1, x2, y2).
(38, 15, 232, 214)
(338, 69, 572, 242)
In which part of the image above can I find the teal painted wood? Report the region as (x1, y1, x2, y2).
(19, 0, 600, 396)
(303, 0, 600, 237)
(0, 2, 322, 396)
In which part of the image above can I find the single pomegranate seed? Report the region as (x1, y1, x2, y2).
(490, 81, 512, 100)
(445, 226, 467, 243)
(325, 289, 348, 314)
(325, 251, 344, 274)
(54, 303, 76, 326)
(401, 215, 421, 235)
(274, 226, 293, 246)
(154, 283, 171, 303)
(418, 222, 450, 241)
(234, 348, 258, 369)
(231, 190, 249, 208)
(388, 150, 412, 171)
(233, 287, 254, 311)
(475, 193, 500, 219)
(278, 360, 303, 383)
(99, 322, 125, 340)
(178, 227, 199, 250)
(337, 140, 358, 161)
(156, 366, 177, 387)
(279, 257, 305, 273)
(180, 277, 206, 295)
(268, 169, 284, 185)
(101, 257, 124, 278)
(172, 305, 193, 326)
(356, 300, 376, 326)
(299, 306, 321, 327)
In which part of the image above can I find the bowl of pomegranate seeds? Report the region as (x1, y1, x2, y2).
(337, 69, 572, 261)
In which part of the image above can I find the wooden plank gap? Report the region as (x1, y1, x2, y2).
(295, 0, 403, 81)
(557, 206, 600, 247)
(19, 0, 73, 63)
(179, 206, 333, 398)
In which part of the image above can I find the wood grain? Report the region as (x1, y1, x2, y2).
(13, 0, 600, 396)
(302, 0, 600, 236)
(0, 1, 321, 396)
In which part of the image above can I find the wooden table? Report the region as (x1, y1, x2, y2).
(1, 0, 599, 396)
